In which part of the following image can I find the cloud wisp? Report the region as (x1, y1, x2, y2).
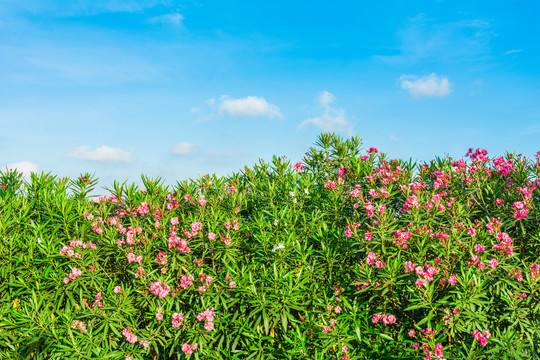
(68, 146, 131, 162)
(148, 13, 184, 26)
(171, 142, 201, 156)
(400, 73, 451, 97)
(377, 15, 494, 64)
(503, 49, 522, 56)
(218, 96, 282, 119)
(299, 91, 353, 135)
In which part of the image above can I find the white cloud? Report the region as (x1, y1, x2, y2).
(171, 142, 200, 155)
(377, 16, 494, 64)
(219, 96, 282, 119)
(68, 145, 131, 162)
(504, 49, 522, 56)
(400, 73, 451, 97)
(298, 91, 353, 135)
(389, 134, 401, 142)
(2, 1, 168, 18)
(148, 13, 184, 26)
(319, 90, 336, 106)
(4, 161, 39, 177)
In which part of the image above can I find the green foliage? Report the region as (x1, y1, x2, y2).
(1, 133, 539, 359)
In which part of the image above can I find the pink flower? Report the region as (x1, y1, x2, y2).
(342, 346, 349, 353)
(367, 147, 378, 153)
(197, 308, 215, 322)
(365, 232, 372, 241)
(181, 342, 198, 354)
(199, 196, 207, 207)
(180, 275, 194, 289)
(386, 315, 396, 324)
(229, 281, 236, 288)
(324, 180, 337, 190)
(434, 343, 444, 358)
(69, 267, 82, 280)
(294, 162, 305, 171)
(71, 320, 88, 333)
(474, 244, 485, 252)
(156, 313, 163, 321)
(170, 217, 179, 225)
(122, 328, 138, 343)
(150, 280, 170, 298)
(204, 322, 214, 331)
(208, 232, 216, 240)
(364, 202, 375, 217)
(471, 330, 489, 346)
(514, 208, 528, 220)
(114, 286, 122, 294)
(372, 314, 382, 323)
(408, 329, 416, 337)
(448, 274, 458, 285)
(322, 326, 330, 333)
(135, 266, 147, 278)
(172, 312, 184, 327)
(367, 252, 377, 265)
(63, 277, 70, 284)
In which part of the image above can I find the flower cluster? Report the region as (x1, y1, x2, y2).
(71, 320, 87, 334)
(63, 267, 82, 284)
(59, 239, 97, 258)
(150, 280, 171, 298)
(181, 342, 198, 354)
(471, 330, 491, 346)
(122, 327, 138, 343)
(172, 312, 184, 328)
(197, 308, 215, 331)
(372, 313, 396, 324)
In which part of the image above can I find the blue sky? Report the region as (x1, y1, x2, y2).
(1, 0, 539, 190)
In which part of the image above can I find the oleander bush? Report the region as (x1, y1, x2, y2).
(1, 133, 540, 360)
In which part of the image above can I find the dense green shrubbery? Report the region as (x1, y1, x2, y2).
(1, 133, 539, 359)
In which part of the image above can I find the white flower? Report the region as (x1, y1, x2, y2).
(273, 219, 279, 226)
(304, 189, 309, 195)
(37, 238, 43, 244)
(289, 191, 295, 197)
(272, 243, 285, 252)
